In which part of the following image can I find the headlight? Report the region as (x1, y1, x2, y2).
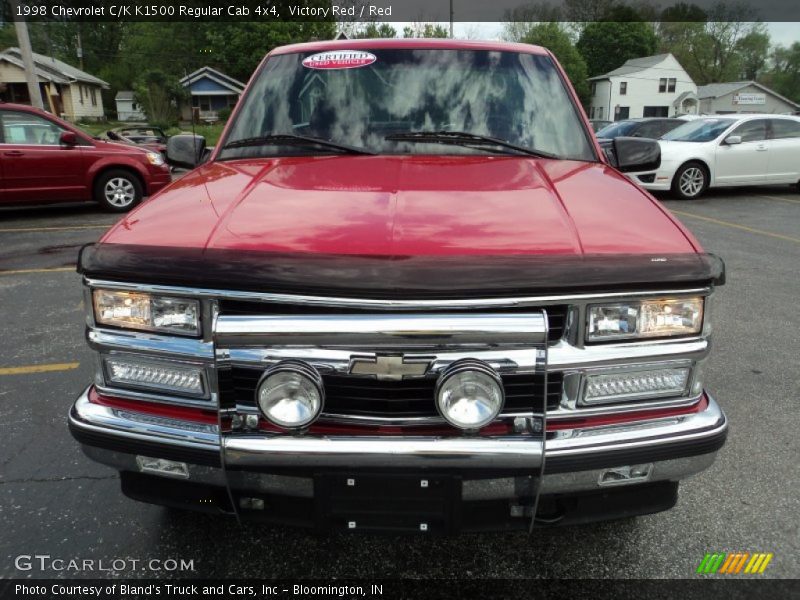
(586, 297, 703, 342)
(146, 151, 165, 166)
(93, 290, 200, 335)
(257, 361, 324, 429)
(435, 359, 504, 430)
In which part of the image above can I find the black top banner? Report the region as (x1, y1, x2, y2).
(8, 0, 800, 22)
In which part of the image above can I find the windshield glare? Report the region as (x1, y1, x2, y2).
(220, 48, 595, 161)
(662, 118, 735, 142)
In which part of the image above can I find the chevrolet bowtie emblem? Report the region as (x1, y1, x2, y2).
(349, 355, 432, 381)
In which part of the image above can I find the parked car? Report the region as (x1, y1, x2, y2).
(0, 104, 171, 211)
(627, 114, 800, 199)
(589, 119, 612, 132)
(596, 118, 686, 141)
(70, 39, 727, 532)
(100, 124, 169, 156)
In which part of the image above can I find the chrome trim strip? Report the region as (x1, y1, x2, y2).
(224, 435, 544, 470)
(219, 339, 706, 374)
(546, 395, 726, 457)
(72, 386, 724, 476)
(219, 339, 707, 371)
(88, 328, 215, 360)
(70, 386, 219, 447)
(214, 313, 547, 347)
(85, 278, 709, 310)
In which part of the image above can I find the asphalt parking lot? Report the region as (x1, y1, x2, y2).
(0, 187, 798, 580)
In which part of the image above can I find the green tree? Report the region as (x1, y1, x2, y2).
(205, 21, 335, 83)
(134, 70, 185, 127)
(576, 11, 659, 78)
(402, 23, 449, 38)
(761, 42, 800, 103)
(353, 23, 397, 38)
(655, 3, 769, 84)
(736, 31, 771, 80)
(511, 22, 590, 106)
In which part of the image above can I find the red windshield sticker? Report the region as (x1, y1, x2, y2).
(302, 50, 377, 70)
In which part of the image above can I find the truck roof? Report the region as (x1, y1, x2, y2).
(270, 38, 550, 57)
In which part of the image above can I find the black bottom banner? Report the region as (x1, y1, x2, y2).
(1, 579, 797, 600)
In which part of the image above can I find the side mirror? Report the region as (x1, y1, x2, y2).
(166, 134, 206, 169)
(724, 135, 741, 145)
(60, 131, 78, 146)
(609, 136, 661, 173)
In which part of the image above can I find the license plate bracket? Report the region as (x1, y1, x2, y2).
(314, 473, 461, 534)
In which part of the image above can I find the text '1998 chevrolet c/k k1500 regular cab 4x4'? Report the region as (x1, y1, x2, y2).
(69, 39, 727, 533)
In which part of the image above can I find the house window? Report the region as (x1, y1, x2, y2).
(591, 82, 597, 95)
(620, 82, 627, 95)
(589, 107, 595, 118)
(658, 78, 667, 93)
(78, 85, 83, 104)
(597, 106, 603, 119)
(667, 78, 676, 93)
(90, 88, 97, 106)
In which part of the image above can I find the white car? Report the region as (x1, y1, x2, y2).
(628, 114, 800, 199)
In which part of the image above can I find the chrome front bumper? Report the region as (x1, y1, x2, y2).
(69, 385, 727, 497)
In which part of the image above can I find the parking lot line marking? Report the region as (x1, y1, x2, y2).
(754, 194, 800, 205)
(0, 266, 74, 276)
(0, 224, 112, 233)
(0, 362, 79, 376)
(670, 209, 800, 244)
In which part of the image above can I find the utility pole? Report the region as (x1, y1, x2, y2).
(10, 0, 44, 109)
(76, 28, 84, 70)
(449, 0, 454, 38)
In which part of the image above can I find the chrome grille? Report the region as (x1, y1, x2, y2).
(218, 300, 568, 343)
(221, 367, 562, 419)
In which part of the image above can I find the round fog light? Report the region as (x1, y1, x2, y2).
(256, 361, 324, 429)
(435, 359, 504, 430)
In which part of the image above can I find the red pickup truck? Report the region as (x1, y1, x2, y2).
(70, 39, 727, 532)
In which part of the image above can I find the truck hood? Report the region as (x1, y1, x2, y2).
(104, 155, 698, 256)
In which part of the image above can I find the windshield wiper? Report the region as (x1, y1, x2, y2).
(384, 130, 559, 159)
(222, 133, 375, 155)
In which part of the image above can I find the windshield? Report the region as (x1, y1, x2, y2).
(662, 118, 735, 142)
(595, 121, 636, 138)
(219, 48, 595, 161)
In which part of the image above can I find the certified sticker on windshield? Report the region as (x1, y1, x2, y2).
(302, 50, 377, 70)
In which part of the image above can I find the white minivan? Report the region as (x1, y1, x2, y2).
(628, 114, 800, 199)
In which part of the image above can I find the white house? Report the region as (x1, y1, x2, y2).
(588, 53, 698, 121)
(0, 47, 108, 121)
(114, 90, 146, 121)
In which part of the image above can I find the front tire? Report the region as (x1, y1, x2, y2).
(94, 169, 143, 212)
(671, 162, 708, 199)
